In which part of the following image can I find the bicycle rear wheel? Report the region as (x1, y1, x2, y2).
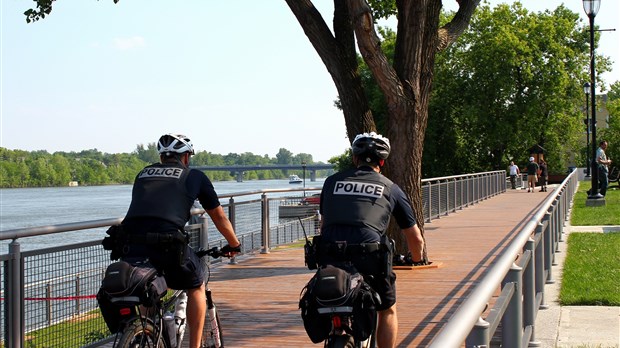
(202, 289, 224, 348)
(115, 320, 164, 348)
(325, 334, 355, 348)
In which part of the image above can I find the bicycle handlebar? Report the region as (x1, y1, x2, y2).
(196, 245, 241, 259)
(196, 247, 223, 258)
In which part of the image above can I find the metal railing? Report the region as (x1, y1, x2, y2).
(1, 171, 506, 348)
(428, 168, 578, 347)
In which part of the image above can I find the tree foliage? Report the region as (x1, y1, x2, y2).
(425, 4, 608, 175)
(599, 81, 620, 162)
(0, 146, 325, 188)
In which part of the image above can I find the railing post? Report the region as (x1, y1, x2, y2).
(535, 222, 548, 309)
(474, 175, 482, 203)
(261, 193, 270, 254)
(75, 275, 81, 315)
(46, 283, 52, 325)
(200, 214, 209, 250)
(452, 178, 457, 212)
(459, 178, 465, 210)
(542, 212, 555, 284)
(439, 180, 446, 217)
(228, 196, 236, 230)
(502, 263, 523, 348)
(8, 240, 23, 348)
(558, 190, 566, 242)
(523, 240, 541, 347)
(427, 183, 433, 222)
(465, 176, 473, 207)
(466, 316, 490, 347)
(227, 197, 239, 264)
(553, 200, 564, 254)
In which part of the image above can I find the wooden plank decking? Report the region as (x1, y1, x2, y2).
(98, 187, 554, 347)
(201, 188, 553, 347)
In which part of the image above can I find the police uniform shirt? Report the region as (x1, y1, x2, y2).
(320, 166, 417, 244)
(123, 162, 221, 233)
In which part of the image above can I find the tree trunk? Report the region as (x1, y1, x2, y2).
(287, 0, 480, 256)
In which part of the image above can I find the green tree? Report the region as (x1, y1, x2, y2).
(29, 157, 54, 187)
(599, 81, 620, 162)
(49, 154, 72, 185)
(425, 4, 605, 175)
(275, 148, 294, 165)
(135, 143, 159, 164)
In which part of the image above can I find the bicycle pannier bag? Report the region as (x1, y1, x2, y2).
(97, 288, 136, 334)
(98, 260, 168, 333)
(299, 264, 380, 343)
(350, 280, 379, 341)
(299, 267, 334, 343)
(101, 261, 167, 307)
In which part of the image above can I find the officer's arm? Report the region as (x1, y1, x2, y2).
(403, 224, 424, 262)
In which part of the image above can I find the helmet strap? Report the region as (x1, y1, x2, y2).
(378, 159, 385, 167)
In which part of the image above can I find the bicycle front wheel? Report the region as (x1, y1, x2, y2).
(115, 320, 164, 348)
(202, 290, 224, 348)
(202, 305, 224, 348)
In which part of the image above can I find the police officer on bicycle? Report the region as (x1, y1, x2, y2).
(121, 133, 241, 348)
(319, 132, 425, 348)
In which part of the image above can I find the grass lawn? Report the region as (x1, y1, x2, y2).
(570, 181, 620, 226)
(560, 232, 620, 306)
(23, 312, 108, 347)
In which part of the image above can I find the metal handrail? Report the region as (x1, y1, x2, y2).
(428, 168, 578, 347)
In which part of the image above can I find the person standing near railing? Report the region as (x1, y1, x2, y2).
(525, 157, 539, 193)
(508, 161, 520, 189)
(538, 159, 548, 192)
(120, 133, 241, 348)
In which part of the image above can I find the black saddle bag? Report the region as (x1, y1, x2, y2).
(299, 264, 380, 343)
(97, 260, 167, 333)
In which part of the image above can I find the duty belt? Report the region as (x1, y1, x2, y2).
(319, 241, 386, 258)
(125, 231, 188, 245)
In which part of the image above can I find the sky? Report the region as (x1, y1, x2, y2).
(1, 1, 618, 163)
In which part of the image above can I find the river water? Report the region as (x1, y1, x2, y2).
(0, 178, 324, 254)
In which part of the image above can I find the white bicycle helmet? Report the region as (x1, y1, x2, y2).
(157, 134, 195, 156)
(351, 132, 391, 161)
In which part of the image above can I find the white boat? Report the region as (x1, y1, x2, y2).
(289, 175, 303, 184)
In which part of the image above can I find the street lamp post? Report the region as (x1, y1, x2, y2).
(583, 82, 591, 177)
(583, 0, 604, 203)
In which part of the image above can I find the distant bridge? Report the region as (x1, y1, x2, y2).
(190, 164, 335, 182)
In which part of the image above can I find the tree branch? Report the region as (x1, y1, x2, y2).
(285, 0, 342, 74)
(437, 0, 481, 51)
(347, 0, 405, 109)
(285, 0, 376, 139)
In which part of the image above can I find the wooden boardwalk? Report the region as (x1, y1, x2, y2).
(202, 188, 553, 347)
(99, 187, 553, 347)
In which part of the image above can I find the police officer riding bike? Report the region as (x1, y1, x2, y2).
(104, 133, 241, 348)
(309, 132, 426, 348)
